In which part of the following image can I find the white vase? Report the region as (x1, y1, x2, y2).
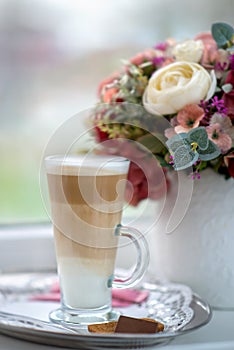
(148, 168, 234, 309)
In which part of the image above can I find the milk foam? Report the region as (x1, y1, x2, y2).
(58, 257, 112, 309)
(45, 154, 129, 176)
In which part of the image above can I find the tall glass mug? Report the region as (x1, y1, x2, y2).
(45, 154, 149, 325)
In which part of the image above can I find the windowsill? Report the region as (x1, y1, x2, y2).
(0, 200, 157, 273)
(0, 223, 56, 273)
(0, 221, 140, 273)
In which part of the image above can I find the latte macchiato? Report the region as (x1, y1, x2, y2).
(45, 154, 149, 325)
(46, 156, 128, 310)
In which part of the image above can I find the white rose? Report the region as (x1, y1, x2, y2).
(143, 61, 214, 115)
(172, 40, 204, 62)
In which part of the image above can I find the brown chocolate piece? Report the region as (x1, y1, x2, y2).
(142, 318, 164, 332)
(114, 316, 159, 334)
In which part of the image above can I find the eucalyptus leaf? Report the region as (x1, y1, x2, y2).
(166, 134, 188, 152)
(173, 146, 199, 171)
(198, 140, 221, 161)
(222, 83, 233, 93)
(188, 127, 209, 150)
(211, 22, 234, 48)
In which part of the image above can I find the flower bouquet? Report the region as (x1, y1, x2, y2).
(90, 22, 234, 308)
(92, 22, 234, 206)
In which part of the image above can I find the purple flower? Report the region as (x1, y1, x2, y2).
(229, 54, 234, 70)
(211, 96, 228, 115)
(200, 97, 228, 125)
(154, 42, 168, 51)
(152, 56, 165, 66)
(215, 61, 229, 72)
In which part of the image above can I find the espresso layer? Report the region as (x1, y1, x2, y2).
(47, 171, 127, 261)
(47, 173, 127, 204)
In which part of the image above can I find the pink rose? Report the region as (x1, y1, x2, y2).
(102, 87, 119, 103)
(161, 57, 175, 67)
(130, 49, 159, 66)
(97, 72, 119, 97)
(194, 32, 218, 66)
(130, 53, 146, 66)
(223, 70, 234, 120)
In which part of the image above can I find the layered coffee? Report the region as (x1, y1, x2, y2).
(46, 155, 129, 310)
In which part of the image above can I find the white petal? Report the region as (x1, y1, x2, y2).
(205, 70, 216, 100)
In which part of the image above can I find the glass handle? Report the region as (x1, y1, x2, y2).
(112, 224, 150, 289)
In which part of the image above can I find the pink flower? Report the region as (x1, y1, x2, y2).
(164, 128, 176, 139)
(194, 32, 218, 66)
(210, 113, 234, 136)
(161, 57, 175, 67)
(222, 70, 234, 121)
(215, 49, 230, 78)
(130, 49, 158, 66)
(102, 87, 119, 103)
(97, 72, 119, 97)
(130, 53, 146, 66)
(174, 104, 204, 133)
(206, 123, 232, 153)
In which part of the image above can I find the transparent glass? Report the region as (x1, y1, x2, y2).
(45, 154, 149, 325)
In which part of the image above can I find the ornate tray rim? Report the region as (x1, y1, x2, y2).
(0, 273, 212, 349)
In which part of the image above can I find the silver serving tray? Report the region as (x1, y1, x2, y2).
(0, 274, 212, 349)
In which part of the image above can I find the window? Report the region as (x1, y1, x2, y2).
(1, 0, 233, 224)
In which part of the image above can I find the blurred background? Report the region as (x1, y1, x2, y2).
(0, 0, 233, 223)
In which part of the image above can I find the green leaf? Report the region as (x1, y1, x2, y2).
(222, 83, 233, 93)
(211, 22, 234, 48)
(166, 134, 188, 152)
(188, 127, 209, 150)
(155, 154, 169, 167)
(138, 134, 166, 153)
(173, 145, 199, 171)
(198, 140, 221, 161)
(197, 161, 208, 171)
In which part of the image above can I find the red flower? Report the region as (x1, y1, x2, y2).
(125, 160, 168, 206)
(97, 139, 169, 206)
(94, 126, 109, 142)
(223, 70, 234, 121)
